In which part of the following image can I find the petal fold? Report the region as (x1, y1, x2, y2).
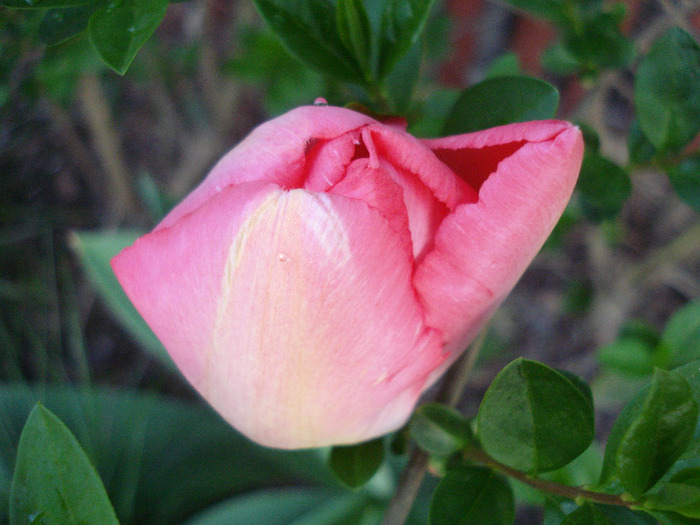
(414, 122, 584, 371)
(158, 106, 378, 230)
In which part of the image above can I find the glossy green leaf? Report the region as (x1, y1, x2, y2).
(410, 403, 474, 456)
(646, 467, 700, 518)
(576, 152, 631, 222)
(0, 385, 332, 525)
(383, 35, 421, 113)
(616, 369, 698, 497)
(662, 299, 700, 368)
(336, 0, 372, 78)
(649, 509, 700, 525)
(9, 404, 119, 525)
(562, 6, 634, 72)
(443, 76, 559, 135)
(69, 231, 174, 370)
(38, 6, 95, 46)
(329, 438, 384, 489)
(635, 28, 700, 151)
(376, 0, 436, 80)
(88, 0, 169, 75)
(0, 0, 96, 7)
(429, 467, 513, 525)
(476, 358, 595, 473)
(668, 157, 700, 215)
(253, 0, 364, 84)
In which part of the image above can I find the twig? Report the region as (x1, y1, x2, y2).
(466, 447, 638, 509)
(380, 330, 489, 524)
(78, 74, 137, 221)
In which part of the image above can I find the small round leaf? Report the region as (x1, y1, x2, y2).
(429, 467, 514, 525)
(635, 28, 700, 152)
(328, 438, 384, 489)
(443, 76, 559, 135)
(411, 403, 474, 456)
(476, 358, 595, 473)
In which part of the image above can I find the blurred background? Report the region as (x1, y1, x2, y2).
(1, 0, 700, 523)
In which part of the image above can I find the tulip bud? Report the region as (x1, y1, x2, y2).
(112, 105, 583, 449)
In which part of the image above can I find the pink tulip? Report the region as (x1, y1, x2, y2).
(112, 105, 583, 449)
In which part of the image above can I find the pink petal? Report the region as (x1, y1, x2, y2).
(415, 121, 584, 370)
(158, 106, 378, 231)
(369, 124, 478, 209)
(118, 181, 444, 448)
(111, 181, 281, 387)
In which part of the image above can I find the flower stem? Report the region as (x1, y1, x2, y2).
(380, 329, 489, 524)
(465, 447, 638, 509)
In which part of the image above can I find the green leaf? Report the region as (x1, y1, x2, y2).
(0, 0, 96, 7)
(39, 5, 95, 46)
(668, 157, 700, 215)
(443, 76, 559, 135)
(635, 28, 700, 151)
(429, 467, 514, 525)
(0, 384, 332, 525)
(88, 0, 168, 75)
(9, 404, 119, 525)
(597, 338, 656, 377)
(484, 52, 521, 79)
(383, 35, 421, 113)
(182, 488, 373, 525)
(662, 298, 700, 368)
(628, 120, 656, 165)
(410, 403, 474, 456)
(576, 151, 631, 222)
(615, 369, 698, 497)
(476, 358, 595, 473)
(562, 6, 634, 72)
(649, 509, 700, 525)
(646, 467, 700, 518)
(376, 0, 436, 80)
(336, 0, 372, 78)
(329, 438, 384, 489)
(253, 0, 364, 84)
(541, 42, 580, 76)
(563, 503, 658, 525)
(561, 503, 616, 525)
(69, 231, 174, 370)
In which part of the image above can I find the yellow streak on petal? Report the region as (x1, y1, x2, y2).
(206, 189, 357, 445)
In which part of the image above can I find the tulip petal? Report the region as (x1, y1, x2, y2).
(368, 124, 478, 209)
(212, 188, 445, 448)
(119, 181, 444, 448)
(215, 188, 446, 447)
(414, 122, 584, 367)
(111, 181, 281, 386)
(158, 106, 378, 230)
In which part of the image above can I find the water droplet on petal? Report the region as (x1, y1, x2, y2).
(278, 253, 289, 262)
(313, 97, 328, 106)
